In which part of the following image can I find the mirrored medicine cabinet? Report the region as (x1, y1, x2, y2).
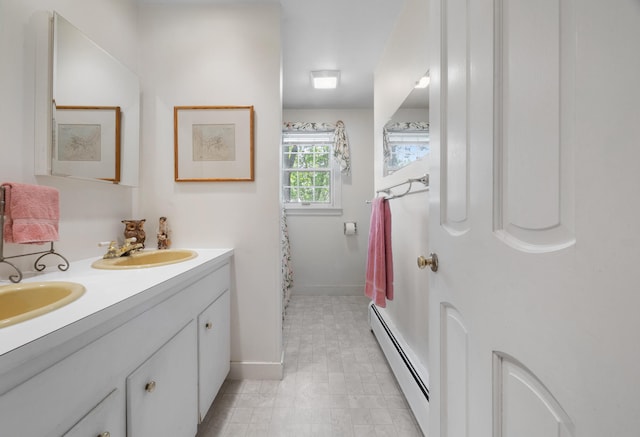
(382, 76, 430, 177)
(36, 12, 140, 186)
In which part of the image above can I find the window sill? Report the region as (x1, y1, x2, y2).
(284, 206, 343, 216)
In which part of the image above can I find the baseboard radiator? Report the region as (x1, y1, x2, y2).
(369, 302, 429, 434)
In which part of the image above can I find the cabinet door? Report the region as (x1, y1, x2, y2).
(63, 388, 125, 437)
(127, 320, 197, 437)
(0, 343, 124, 437)
(198, 289, 230, 421)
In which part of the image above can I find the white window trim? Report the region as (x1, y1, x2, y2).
(282, 131, 343, 215)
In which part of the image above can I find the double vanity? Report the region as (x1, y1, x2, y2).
(0, 248, 233, 437)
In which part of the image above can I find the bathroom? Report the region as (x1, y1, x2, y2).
(2, 0, 640, 436)
(1, 0, 428, 434)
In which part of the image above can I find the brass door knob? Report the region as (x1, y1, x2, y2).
(417, 253, 439, 272)
(145, 381, 156, 393)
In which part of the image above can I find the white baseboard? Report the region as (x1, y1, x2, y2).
(292, 285, 363, 296)
(228, 359, 284, 380)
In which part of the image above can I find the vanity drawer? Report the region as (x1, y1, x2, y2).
(63, 388, 125, 437)
(0, 342, 123, 437)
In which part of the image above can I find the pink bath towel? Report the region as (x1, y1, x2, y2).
(2, 183, 60, 244)
(365, 197, 394, 307)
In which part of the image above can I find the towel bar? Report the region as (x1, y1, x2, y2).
(366, 174, 429, 203)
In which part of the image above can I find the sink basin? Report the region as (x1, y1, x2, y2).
(0, 281, 86, 328)
(91, 249, 197, 270)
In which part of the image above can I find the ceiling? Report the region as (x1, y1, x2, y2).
(136, 0, 407, 109)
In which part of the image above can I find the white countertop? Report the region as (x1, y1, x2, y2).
(0, 248, 233, 359)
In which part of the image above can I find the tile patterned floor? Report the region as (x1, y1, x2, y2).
(196, 295, 423, 437)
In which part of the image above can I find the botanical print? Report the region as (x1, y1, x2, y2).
(282, 121, 335, 132)
(57, 124, 101, 161)
(333, 120, 351, 174)
(192, 123, 236, 161)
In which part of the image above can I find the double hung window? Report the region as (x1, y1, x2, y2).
(282, 131, 341, 213)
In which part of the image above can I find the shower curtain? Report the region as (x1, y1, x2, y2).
(281, 208, 293, 314)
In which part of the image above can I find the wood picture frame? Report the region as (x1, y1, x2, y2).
(53, 105, 121, 182)
(174, 106, 255, 182)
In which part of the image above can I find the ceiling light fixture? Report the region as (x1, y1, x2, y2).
(311, 70, 340, 89)
(415, 73, 430, 89)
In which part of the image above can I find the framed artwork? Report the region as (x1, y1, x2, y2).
(53, 106, 121, 182)
(174, 106, 254, 182)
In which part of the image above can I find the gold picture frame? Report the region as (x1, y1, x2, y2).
(174, 106, 255, 182)
(53, 105, 121, 182)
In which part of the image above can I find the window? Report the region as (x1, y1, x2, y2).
(282, 131, 341, 213)
(384, 130, 430, 176)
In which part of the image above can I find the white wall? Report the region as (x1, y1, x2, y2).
(390, 107, 429, 124)
(373, 0, 431, 367)
(283, 109, 374, 296)
(138, 4, 283, 379)
(1, 0, 283, 380)
(0, 0, 137, 279)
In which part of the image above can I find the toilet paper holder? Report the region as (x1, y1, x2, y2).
(344, 222, 357, 235)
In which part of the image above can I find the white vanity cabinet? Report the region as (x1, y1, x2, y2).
(0, 253, 231, 437)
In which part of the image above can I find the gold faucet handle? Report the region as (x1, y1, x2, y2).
(101, 241, 118, 252)
(99, 241, 120, 259)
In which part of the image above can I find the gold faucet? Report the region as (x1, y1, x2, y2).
(101, 237, 143, 259)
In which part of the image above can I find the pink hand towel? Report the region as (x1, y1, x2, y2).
(365, 197, 394, 307)
(2, 183, 60, 244)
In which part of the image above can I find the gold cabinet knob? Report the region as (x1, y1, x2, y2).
(98, 433, 110, 437)
(205, 322, 213, 330)
(145, 381, 156, 393)
(417, 253, 439, 272)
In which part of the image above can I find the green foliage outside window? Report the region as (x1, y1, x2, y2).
(283, 143, 332, 203)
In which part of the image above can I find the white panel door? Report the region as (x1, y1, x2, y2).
(428, 0, 640, 436)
